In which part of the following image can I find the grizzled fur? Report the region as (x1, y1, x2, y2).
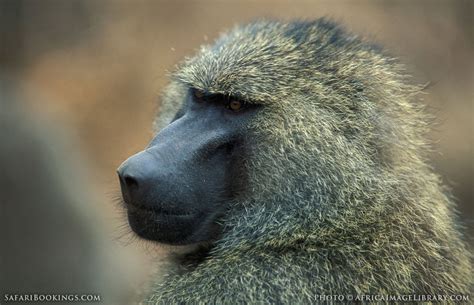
(148, 19, 472, 303)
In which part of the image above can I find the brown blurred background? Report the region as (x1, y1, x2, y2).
(1, 0, 472, 287)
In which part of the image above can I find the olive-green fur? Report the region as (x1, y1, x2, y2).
(148, 19, 472, 304)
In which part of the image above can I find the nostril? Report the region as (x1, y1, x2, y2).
(124, 175, 139, 189)
(117, 170, 140, 205)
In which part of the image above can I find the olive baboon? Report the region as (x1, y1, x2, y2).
(118, 19, 472, 303)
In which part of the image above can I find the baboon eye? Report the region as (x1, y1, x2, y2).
(193, 89, 205, 103)
(229, 100, 242, 112)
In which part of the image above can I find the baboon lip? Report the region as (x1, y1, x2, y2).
(127, 202, 195, 217)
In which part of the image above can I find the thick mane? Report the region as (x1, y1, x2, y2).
(149, 19, 472, 302)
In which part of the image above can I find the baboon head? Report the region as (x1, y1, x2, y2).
(118, 20, 425, 248)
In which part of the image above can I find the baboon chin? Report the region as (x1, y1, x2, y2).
(118, 19, 472, 303)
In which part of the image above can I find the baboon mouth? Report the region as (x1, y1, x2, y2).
(127, 206, 205, 244)
(126, 202, 196, 217)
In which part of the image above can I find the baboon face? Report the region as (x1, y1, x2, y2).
(118, 20, 383, 246)
(118, 88, 258, 244)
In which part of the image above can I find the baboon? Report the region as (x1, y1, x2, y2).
(0, 80, 135, 305)
(118, 19, 472, 303)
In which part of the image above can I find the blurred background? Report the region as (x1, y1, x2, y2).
(1, 0, 472, 301)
